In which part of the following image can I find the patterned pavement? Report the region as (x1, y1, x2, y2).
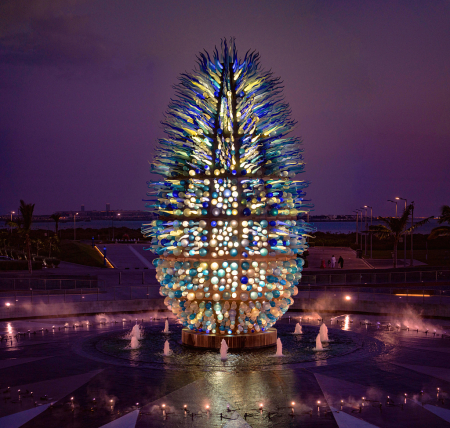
(1, 313, 450, 428)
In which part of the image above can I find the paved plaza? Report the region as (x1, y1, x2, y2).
(1, 313, 450, 427)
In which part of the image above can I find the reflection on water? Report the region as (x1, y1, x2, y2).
(95, 322, 359, 369)
(343, 315, 350, 331)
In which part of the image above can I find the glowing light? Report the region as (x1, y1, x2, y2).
(345, 295, 351, 301)
(395, 294, 430, 297)
(142, 40, 314, 337)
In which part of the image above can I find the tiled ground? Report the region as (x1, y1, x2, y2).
(1, 313, 450, 428)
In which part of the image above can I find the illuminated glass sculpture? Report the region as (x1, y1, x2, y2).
(142, 40, 314, 342)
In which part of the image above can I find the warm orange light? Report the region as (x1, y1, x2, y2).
(345, 296, 351, 301)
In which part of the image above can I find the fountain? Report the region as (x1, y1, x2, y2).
(141, 40, 314, 350)
(130, 336, 139, 349)
(313, 333, 323, 351)
(163, 320, 169, 333)
(319, 323, 329, 342)
(294, 323, 302, 334)
(129, 324, 142, 349)
(275, 338, 283, 357)
(220, 339, 228, 361)
(163, 340, 171, 356)
(131, 324, 142, 340)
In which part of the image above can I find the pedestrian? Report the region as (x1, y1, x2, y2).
(327, 259, 331, 268)
(338, 256, 344, 269)
(331, 255, 336, 268)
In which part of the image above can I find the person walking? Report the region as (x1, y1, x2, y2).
(331, 255, 336, 268)
(338, 256, 344, 269)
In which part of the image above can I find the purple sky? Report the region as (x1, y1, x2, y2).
(1, 0, 449, 217)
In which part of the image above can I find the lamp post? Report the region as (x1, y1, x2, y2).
(103, 246, 107, 266)
(387, 200, 398, 218)
(410, 201, 414, 267)
(73, 212, 78, 241)
(10, 211, 15, 234)
(396, 197, 407, 266)
(112, 213, 120, 241)
(364, 206, 373, 258)
(360, 206, 368, 255)
(353, 210, 359, 245)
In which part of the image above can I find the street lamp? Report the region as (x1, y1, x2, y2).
(74, 212, 78, 241)
(364, 206, 373, 258)
(387, 200, 398, 218)
(396, 197, 407, 267)
(360, 206, 368, 255)
(10, 211, 15, 234)
(112, 213, 120, 241)
(103, 246, 107, 266)
(353, 210, 359, 244)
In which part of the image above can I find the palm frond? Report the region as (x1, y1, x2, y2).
(19, 200, 35, 232)
(428, 226, 450, 239)
(405, 216, 433, 233)
(438, 205, 450, 224)
(369, 224, 392, 240)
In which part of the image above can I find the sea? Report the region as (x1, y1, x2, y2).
(6, 218, 440, 234)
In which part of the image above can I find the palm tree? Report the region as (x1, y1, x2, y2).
(370, 204, 432, 268)
(33, 238, 43, 257)
(19, 200, 35, 273)
(428, 205, 450, 265)
(50, 213, 61, 236)
(47, 235, 59, 258)
(428, 205, 450, 239)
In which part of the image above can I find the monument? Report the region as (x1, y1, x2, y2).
(142, 39, 313, 348)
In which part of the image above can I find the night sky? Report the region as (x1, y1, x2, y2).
(1, 0, 449, 217)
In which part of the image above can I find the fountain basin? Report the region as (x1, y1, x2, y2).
(181, 328, 277, 349)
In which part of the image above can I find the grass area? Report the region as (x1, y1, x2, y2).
(363, 249, 450, 267)
(59, 240, 106, 268)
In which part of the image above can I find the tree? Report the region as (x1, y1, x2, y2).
(19, 200, 35, 273)
(50, 213, 61, 236)
(33, 238, 43, 257)
(370, 204, 432, 268)
(428, 205, 450, 265)
(428, 205, 450, 239)
(47, 235, 59, 258)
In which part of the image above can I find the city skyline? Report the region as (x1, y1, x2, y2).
(1, 1, 449, 217)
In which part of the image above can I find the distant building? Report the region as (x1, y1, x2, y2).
(81, 205, 85, 212)
(106, 203, 110, 212)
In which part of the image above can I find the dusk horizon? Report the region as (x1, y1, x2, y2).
(1, 1, 449, 217)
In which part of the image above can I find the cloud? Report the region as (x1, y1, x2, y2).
(0, 0, 111, 66)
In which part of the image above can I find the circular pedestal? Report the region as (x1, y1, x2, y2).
(182, 328, 277, 349)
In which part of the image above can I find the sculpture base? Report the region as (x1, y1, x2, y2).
(181, 328, 277, 349)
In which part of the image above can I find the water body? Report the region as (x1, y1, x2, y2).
(21, 219, 440, 234)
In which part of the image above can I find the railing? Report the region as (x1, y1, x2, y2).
(0, 278, 101, 290)
(301, 270, 450, 286)
(0, 285, 161, 306)
(296, 285, 450, 305)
